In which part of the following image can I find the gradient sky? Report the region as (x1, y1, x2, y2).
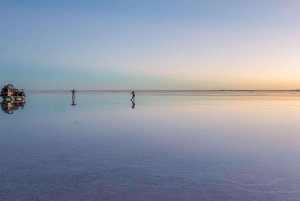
(1, 0, 300, 90)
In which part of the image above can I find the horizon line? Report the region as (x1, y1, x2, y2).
(25, 89, 300, 91)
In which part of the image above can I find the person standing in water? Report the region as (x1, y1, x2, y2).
(131, 91, 135, 102)
(71, 89, 77, 107)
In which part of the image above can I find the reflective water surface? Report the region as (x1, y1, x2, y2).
(1, 91, 300, 200)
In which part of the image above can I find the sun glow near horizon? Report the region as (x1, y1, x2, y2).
(0, 1, 300, 90)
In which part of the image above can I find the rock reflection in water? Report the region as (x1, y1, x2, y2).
(1, 100, 26, 114)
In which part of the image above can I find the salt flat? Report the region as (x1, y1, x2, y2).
(1, 91, 300, 201)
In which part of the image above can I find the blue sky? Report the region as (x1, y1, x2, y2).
(1, 0, 300, 90)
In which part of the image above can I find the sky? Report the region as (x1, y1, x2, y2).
(0, 0, 300, 90)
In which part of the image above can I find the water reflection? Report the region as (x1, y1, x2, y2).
(131, 100, 135, 109)
(1, 100, 26, 114)
(1, 91, 300, 200)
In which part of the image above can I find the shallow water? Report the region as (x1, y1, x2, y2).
(1, 91, 300, 200)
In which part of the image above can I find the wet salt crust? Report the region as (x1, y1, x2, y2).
(1, 91, 300, 200)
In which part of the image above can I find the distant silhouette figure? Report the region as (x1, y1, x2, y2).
(131, 91, 135, 102)
(71, 89, 77, 107)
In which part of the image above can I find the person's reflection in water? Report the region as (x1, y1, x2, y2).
(131, 91, 135, 109)
(131, 100, 135, 109)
